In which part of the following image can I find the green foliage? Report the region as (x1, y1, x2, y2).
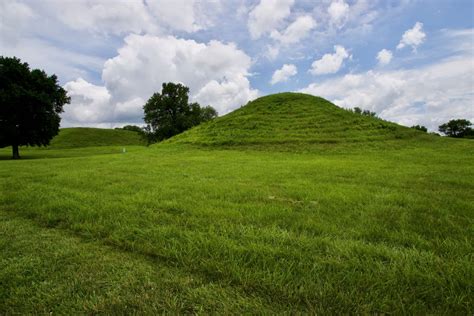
(143, 83, 217, 143)
(362, 109, 377, 117)
(352, 106, 377, 117)
(439, 119, 473, 138)
(121, 125, 144, 133)
(411, 125, 428, 132)
(0, 56, 70, 158)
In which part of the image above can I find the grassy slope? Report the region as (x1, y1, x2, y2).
(169, 93, 423, 147)
(49, 127, 144, 148)
(1, 94, 473, 313)
(3, 127, 146, 159)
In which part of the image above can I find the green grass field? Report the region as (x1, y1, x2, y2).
(1, 94, 473, 314)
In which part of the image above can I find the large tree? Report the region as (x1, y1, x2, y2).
(143, 82, 217, 142)
(0, 57, 70, 159)
(438, 119, 473, 138)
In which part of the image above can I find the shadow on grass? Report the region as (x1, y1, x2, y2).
(0, 155, 46, 161)
(0, 152, 115, 160)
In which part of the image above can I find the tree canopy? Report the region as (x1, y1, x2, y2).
(143, 82, 217, 143)
(120, 125, 144, 133)
(352, 107, 377, 117)
(438, 119, 473, 138)
(0, 56, 70, 158)
(411, 125, 428, 132)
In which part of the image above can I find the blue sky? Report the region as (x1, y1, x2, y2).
(1, 0, 473, 130)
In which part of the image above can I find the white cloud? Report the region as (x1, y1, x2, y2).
(193, 75, 259, 114)
(265, 45, 280, 61)
(0, 1, 35, 42)
(397, 22, 426, 51)
(0, 37, 105, 84)
(147, 0, 200, 32)
(270, 15, 316, 45)
(310, 45, 350, 75)
(311, 0, 377, 35)
(61, 79, 144, 127)
(102, 35, 257, 111)
(248, 0, 295, 39)
(300, 55, 474, 131)
(270, 64, 297, 84)
(45, 0, 159, 35)
(114, 97, 145, 122)
(25, 0, 219, 36)
(377, 49, 393, 65)
(62, 34, 258, 126)
(328, 0, 349, 28)
(147, 0, 221, 33)
(63, 78, 111, 124)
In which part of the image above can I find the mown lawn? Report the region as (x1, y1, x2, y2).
(1, 139, 473, 314)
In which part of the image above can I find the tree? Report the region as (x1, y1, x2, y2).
(0, 57, 70, 159)
(121, 125, 143, 133)
(143, 82, 217, 142)
(362, 109, 377, 117)
(411, 125, 428, 132)
(438, 119, 473, 138)
(188, 103, 218, 127)
(351, 107, 377, 117)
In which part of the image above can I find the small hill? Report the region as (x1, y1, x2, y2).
(168, 93, 422, 147)
(48, 127, 144, 148)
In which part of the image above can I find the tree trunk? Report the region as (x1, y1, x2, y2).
(12, 144, 20, 159)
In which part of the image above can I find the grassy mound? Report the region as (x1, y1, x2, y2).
(1, 93, 472, 313)
(169, 93, 424, 147)
(48, 127, 144, 148)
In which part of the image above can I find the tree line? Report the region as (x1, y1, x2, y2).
(1, 56, 473, 159)
(350, 106, 473, 138)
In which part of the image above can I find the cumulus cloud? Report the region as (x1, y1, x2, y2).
(62, 78, 111, 125)
(62, 34, 258, 126)
(61, 79, 144, 126)
(270, 15, 316, 45)
(300, 55, 474, 131)
(376, 49, 393, 65)
(248, 0, 295, 39)
(328, 0, 350, 28)
(270, 64, 297, 84)
(193, 75, 259, 114)
(397, 22, 426, 51)
(310, 45, 350, 75)
(102, 35, 257, 110)
(114, 97, 146, 122)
